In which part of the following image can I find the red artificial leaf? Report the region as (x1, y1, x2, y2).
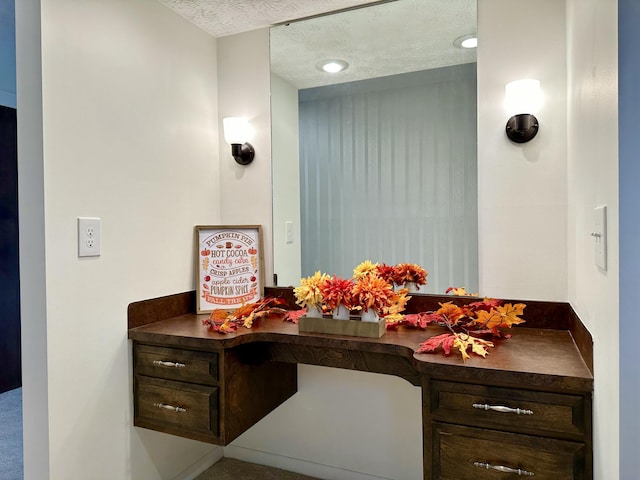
(468, 297, 503, 312)
(416, 333, 456, 355)
(446, 287, 478, 296)
(404, 312, 441, 329)
(216, 320, 237, 334)
(201, 317, 237, 334)
(283, 308, 306, 324)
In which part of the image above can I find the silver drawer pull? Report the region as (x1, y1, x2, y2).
(474, 462, 534, 476)
(473, 403, 533, 415)
(154, 402, 186, 413)
(152, 360, 186, 368)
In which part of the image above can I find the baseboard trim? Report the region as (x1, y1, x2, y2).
(172, 447, 223, 480)
(223, 445, 391, 480)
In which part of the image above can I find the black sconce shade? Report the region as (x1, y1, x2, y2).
(231, 142, 255, 165)
(505, 113, 539, 143)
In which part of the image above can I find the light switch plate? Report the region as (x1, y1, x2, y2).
(594, 206, 606, 270)
(285, 221, 294, 244)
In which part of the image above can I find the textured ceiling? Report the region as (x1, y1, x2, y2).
(157, 0, 378, 38)
(158, 0, 476, 89)
(271, 0, 476, 89)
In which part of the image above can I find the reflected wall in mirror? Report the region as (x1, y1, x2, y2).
(271, 0, 478, 294)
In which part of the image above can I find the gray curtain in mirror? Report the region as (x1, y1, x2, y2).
(299, 63, 478, 294)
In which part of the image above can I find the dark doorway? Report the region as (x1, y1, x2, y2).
(0, 105, 20, 393)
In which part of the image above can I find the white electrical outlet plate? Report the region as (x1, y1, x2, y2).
(285, 221, 294, 244)
(78, 217, 101, 257)
(594, 206, 606, 270)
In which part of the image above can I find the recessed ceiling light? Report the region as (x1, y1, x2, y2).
(317, 59, 349, 73)
(454, 34, 477, 49)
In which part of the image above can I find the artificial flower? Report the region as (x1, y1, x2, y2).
(353, 260, 380, 279)
(320, 276, 354, 311)
(351, 274, 395, 313)
(375, 263, 397, 284)
(293, 271, 330, 309)
(393, 263, 428, 286)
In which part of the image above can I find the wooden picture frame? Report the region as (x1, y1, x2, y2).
(195, 225, 265, 313)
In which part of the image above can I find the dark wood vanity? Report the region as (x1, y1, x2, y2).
(128, 288, 593, 479)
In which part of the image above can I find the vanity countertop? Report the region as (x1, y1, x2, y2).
(129, 305, 592, 393)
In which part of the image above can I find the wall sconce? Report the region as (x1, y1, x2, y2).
(223, 117, 255, 165)
(504, 79, 543, 143)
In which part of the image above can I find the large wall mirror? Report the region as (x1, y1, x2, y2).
(271, 0, 478, 294)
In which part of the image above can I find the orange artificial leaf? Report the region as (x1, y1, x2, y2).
(473, 309, 503, 330)
(436, 302, 465, 323)
(209, 309, 231, 322)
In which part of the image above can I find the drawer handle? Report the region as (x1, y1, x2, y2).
(152, 360, 186, 368)
(153, 402, 187, 413)
(472, 403, 533, 415)
(474, 462, 534, 476)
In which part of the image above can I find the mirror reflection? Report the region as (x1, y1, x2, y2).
(271, 0, 478, 294)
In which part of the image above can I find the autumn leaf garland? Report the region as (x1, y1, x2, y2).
(202, 297, 289, 333)
(411, 299, 526, 361)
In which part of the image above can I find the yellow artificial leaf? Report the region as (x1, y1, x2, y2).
(447, 287, 478, 296)
(453, 335, 471, 361)
(497, 303, 526, 327)
(453, 333, 494, 362)
(243, 312, 255, 329)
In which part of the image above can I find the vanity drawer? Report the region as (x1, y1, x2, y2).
(433, 422, 585, 480)
(134, 344, 218, 385)
(430, 380, 585, 438)
(135, 376, 219, 436)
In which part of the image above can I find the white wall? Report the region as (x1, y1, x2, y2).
(15, 1, 48, 478)
(271, 73, 301, 287)
(477, 0, 568, 301)
(19, 0, 222, 478)
(217, 29, 274, 283)
(566, 1, 619, 478)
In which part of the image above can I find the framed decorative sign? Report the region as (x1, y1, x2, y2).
(196, 225, 264, 313)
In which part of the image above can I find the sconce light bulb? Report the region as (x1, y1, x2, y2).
(223, 117, 252, 145)
(504, 79, 543, 116)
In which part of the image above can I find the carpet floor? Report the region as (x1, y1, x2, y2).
(0, 388, 23, 480)
(0, 391, 315, 480)
(195, 458, 320, 480)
